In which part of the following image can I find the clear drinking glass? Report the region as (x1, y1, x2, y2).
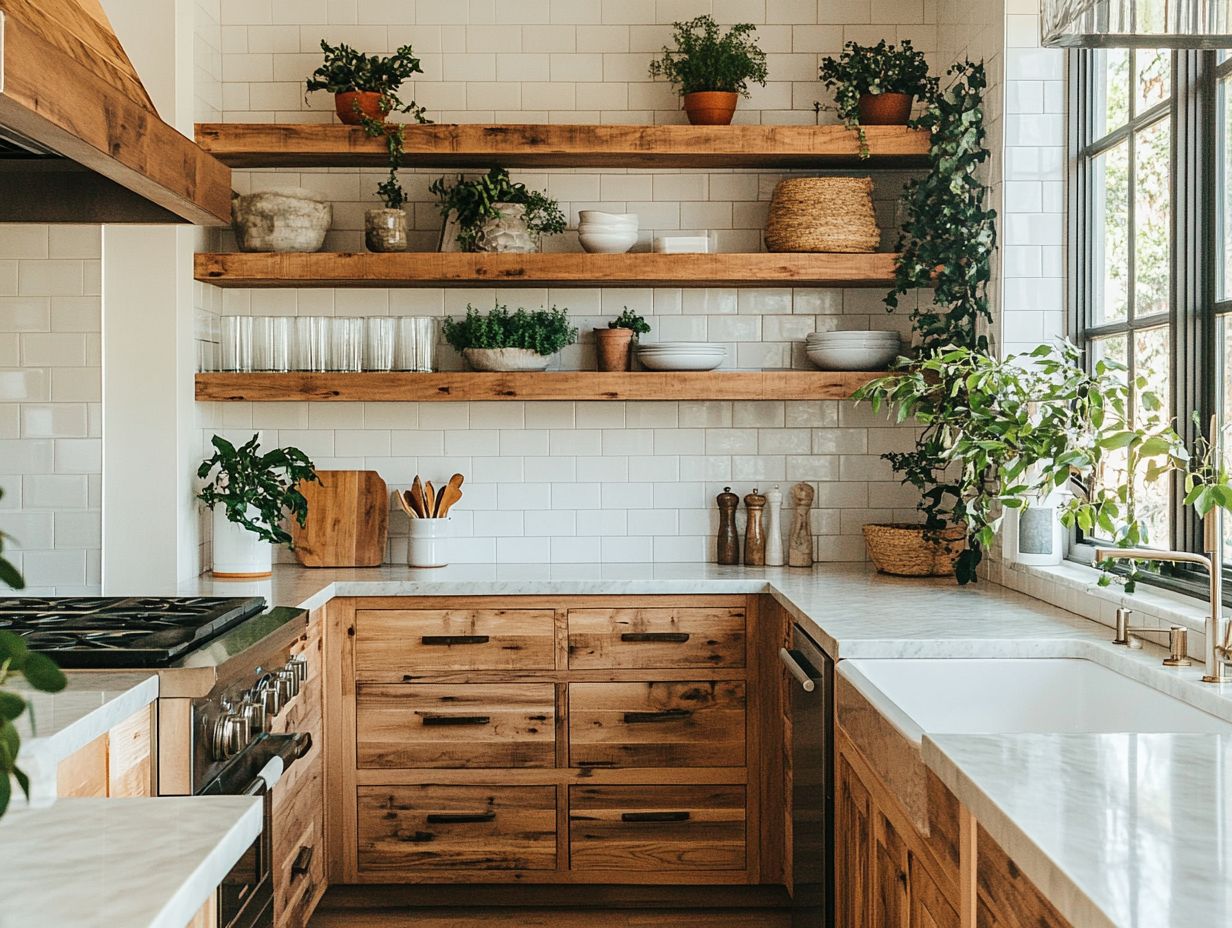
(253, 316, 291, 372)
(220, 316, 254, 372)
(293, 316, 330, 372)
(364, 316, 396, 371)
(393, 317, 437, 372)
(328, 317, 364, 372)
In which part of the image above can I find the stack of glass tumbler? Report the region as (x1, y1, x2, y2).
(214, 316, 437, 372)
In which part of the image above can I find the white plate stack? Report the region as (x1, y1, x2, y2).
(805, 331, 902, 371)
(636, 342, 727, 371)
(578, 211, 639, 254)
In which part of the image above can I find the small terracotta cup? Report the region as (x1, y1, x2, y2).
(595, 327, 635, 372)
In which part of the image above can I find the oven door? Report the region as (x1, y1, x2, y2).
(198, 733, 312, 928)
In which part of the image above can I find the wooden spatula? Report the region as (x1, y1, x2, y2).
(410, 475, 426, 518)
(423, 480, 436, 517)
(395, 490, 418, 519)
(437, 473, 465, 517)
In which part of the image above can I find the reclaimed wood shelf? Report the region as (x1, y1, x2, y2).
(194, 251, 901, 288)
(194, 123, 930, 169)
(194, 370, 884, 402)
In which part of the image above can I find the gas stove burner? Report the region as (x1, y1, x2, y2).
(0, 596, 115, 612)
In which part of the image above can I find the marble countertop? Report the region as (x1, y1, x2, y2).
(0, 795, 261, 928)
(13, 671, 158, 806)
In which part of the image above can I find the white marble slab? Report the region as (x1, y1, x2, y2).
(924, 733, 1232, 928)
(12, 671, 158, 807)
(0, 795, 261, 928)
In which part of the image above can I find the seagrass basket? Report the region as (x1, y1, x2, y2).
(863, 523, 967, 577)
(765, 176, 881, 253)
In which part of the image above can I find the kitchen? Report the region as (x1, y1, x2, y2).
(1, 0, 1230, 926)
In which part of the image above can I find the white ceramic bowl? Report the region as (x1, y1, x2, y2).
(579, 210, 639, 225)
(579, 230, 639, 254)
(579, 224, 639, 236)
(808, 331, 900, 342)
(806, 345, 900, 371)
(639, 342, 725, 351)
(637, 346, 727, 371)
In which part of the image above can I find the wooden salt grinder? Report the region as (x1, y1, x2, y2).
(716, 486, 740, 565)
(744, 488, 767, 567)
(788, 481, 815, 567)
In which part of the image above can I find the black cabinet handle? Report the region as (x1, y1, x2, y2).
(291, 845, 314, 878)
(621, 811, 691, 823)
(421, 635, 490, 645)
(621, 632, 690, 643)
(623, 709, 692, 724)
(421, 715, 491, 726)
(426, 811, 496, 824)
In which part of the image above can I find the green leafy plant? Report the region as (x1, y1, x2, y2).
(197, 434, 319, 547)
(443, 304, 578, 356)
(609, 307, 651, 338)
(0, 631, 67, 817)
(0, 489, 21, 591)
(818, 39, 935, 154)
(429, 168, 567, 252)
(648, 15, 768, 96)
(305, 41, 432, 211)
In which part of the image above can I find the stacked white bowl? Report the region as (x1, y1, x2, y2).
(578, 211, 639, 254)
(805, 330, 901, 371)
(636, 342, 727, 371)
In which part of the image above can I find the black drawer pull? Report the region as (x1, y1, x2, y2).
(623, 709, 692, 724)
(621, 632, 690, 643)
(621, 811, 691, 823)
(421, 715, 491, 726)
(420, 635, 490, 646)
(291, 845, 314, 879)
(426, 811, 496, 824)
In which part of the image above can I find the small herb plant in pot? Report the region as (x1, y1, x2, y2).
(430, 168, 566, 254)
(443, 304, 578, 372)
(596, 307, 651, 372)
(819, 39, 935, 154)
(305, 40, 428, 126)
(197, 434, 319, 579)
(648, 15, 768, 126)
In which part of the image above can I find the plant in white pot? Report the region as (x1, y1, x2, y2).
(429, 168, 567, 254)
(443, 303, 578, 372)
(197, 435, 319, 579)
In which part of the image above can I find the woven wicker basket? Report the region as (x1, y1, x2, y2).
(863, 523, 967, 577)
(765, 176, 881, 253)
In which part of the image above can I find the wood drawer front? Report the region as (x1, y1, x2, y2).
(357, 785, 557, 873)
(567, 607, 746, 670)
(569, 785, 747, 872)
(356, 684, 555, 769)
(569, 681, 746, 768)
(354, 609, 556, 677)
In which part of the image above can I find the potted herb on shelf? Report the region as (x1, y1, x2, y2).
(305, 40, 428, 126)
(430, 168, 567, 254)
(443, 304, 578, 372)
(648, 15, 768, 126)
(596, 307, 651, 372)
(819, 40, 935, 154)
(197, 434, 319, 579)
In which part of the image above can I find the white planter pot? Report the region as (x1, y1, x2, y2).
(462, 347, 553, 371)
(408, 518, 450, 568)
(1001, 491, 1068, 567)
(212, 506, 273, 579)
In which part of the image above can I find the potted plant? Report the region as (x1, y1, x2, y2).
(648, 15, 768, 126)
(305, 40, 428, 126)
(443, 304, 578, 372)
(366, 176, 410, 252)
(197, 434, 319, 579)
(819, 40, 935, 155)
(429, 168, 567, 254)
(596, 307, 650, 372)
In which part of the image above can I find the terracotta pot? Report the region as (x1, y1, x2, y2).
(594, 327, 635, 372)
(335, 91, 389, 125)
(856, 92, 914, 126)
(682, 91, 739, 126)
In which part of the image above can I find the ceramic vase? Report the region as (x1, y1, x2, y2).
(212, 506, 272, 579)
(682, 91, 739, 125)
(408, 518, 450, 568)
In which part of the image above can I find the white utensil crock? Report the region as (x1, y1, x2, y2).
(212, 506, 273, 579)
(408, 518, 450, 568)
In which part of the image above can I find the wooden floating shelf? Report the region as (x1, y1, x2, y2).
(194, 252, 901, 289)
(194, 371, 885, 403)
(194, 123, 931, 170)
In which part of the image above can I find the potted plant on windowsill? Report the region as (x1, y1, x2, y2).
(430, 168, 567, 254)
(443, 304, 578, 372)
(648, 15, 768, 126)
(197, 434, 319, 579)
(819, 39, 935, 154)
(596, 308, 651, 372)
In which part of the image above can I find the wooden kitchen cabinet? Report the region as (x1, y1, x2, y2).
(324, 594, 785, 886)
(975, 823, 1070, 928)
(56, 702, 153, 799)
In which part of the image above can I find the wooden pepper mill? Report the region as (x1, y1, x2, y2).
(716, 486, 740, 565)
(744, 488, 767, 567)
(788, 481, 815, 567)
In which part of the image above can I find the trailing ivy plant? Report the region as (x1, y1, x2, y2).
(197, 434, 319, 547)
(818, 40, 936, 157)
(305, 41, 432, 211)
(429, 168, 567, 252)
(443, 304, 578, 356)
(647, 15, 768, 96)
(609, 307, 651, 338)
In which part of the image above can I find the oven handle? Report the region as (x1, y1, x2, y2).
(236, 732, 314, 795)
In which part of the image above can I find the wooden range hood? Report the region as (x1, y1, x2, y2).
(0, 0, 230, 224)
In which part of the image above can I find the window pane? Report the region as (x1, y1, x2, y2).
(1092, 142, 1130, 324)
(1134, 118, 1171, 319)
(1221, 317, 1232, 562)
(1094, 48, 1130, 138)
(1221, 74, 1232, 300)
(1134, 48, 1170, 114)
(1091, 335, 1129, 544)
(1134, 325, 1172, 547)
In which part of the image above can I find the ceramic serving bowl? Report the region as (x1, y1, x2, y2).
(579, 230, 639, 254)
(806, 344, 900, 371)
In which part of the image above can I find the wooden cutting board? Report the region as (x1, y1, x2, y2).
(290, 470, 388, 568)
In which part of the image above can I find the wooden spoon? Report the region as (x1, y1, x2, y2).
(410, 475, 426, 518)
(437, 473, 465, 517)
(395, 490, 418, 520)
(423, 480, 436, 518)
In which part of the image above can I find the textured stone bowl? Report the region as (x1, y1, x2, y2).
(463, 347, 553, 371)
(231, 188, 332, 253)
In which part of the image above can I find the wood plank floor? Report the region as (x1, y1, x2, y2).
(310, 907, 791, 927)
